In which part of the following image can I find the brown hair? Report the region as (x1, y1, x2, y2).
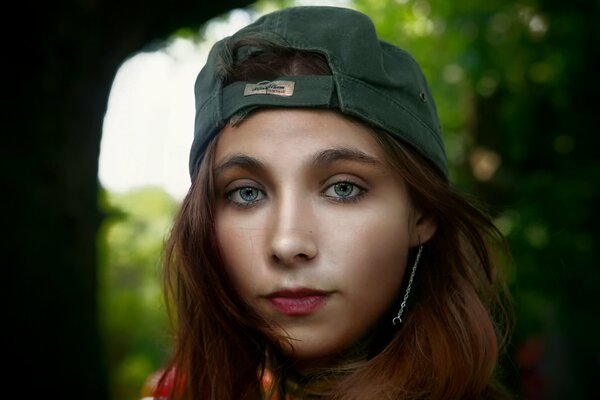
(160, 37, 513, 400)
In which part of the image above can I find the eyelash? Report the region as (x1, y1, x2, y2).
(225, 185, 265, 208)
(322, 180, 367, 203)
(224, 179, 367, 208)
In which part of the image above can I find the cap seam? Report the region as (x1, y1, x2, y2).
(338, 74, 444, 150)
(197, 90, 220, 115)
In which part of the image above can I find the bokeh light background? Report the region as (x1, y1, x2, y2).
(98, 0, 599, 399)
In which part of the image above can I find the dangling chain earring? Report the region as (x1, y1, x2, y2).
(392, 245, 423, 326)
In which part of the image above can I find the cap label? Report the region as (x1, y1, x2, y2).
(244, 80, 295, 97)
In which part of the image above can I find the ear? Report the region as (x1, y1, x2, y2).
(409, 210, 437, 247)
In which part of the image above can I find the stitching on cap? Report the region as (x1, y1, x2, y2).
(341, 74, 443, 148)
(197, 91, 220, 114)
(339, 74, 444, 149)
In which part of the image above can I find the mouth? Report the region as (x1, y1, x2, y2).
(264, 288, 332, 316)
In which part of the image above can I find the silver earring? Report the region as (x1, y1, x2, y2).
(392, 245, 423, 326)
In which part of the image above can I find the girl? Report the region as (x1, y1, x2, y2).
(157, 6, 512, 400)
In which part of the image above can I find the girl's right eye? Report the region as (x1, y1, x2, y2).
(226, 186, 265, 207)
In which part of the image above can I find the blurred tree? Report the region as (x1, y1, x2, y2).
(353, 0, 599, 398)
(7, 1, 254, 399)
(92, 1, 598, 398)
(12, 0, 594, 397)
(98, 187, 177, 400)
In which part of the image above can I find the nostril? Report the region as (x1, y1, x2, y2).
(271, 252, 310, 264)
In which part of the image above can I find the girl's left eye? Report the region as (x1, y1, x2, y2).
(226, 186, 265, 207)
(323, 181, 366, 202)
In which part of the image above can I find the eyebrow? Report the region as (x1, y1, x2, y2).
(310, 147, 382, 168)
(213, 154, 266, 177)
(213, 147, 382, 177)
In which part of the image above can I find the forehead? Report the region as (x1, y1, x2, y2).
(213, 109, 386, 163)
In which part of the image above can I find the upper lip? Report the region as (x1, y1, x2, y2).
(265, 287, 332, 298)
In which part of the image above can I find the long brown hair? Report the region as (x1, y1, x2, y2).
(160, 36, 513, 400)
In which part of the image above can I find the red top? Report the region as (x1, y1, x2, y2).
(139, 367, 292, 399)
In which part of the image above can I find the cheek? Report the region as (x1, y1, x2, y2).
(216, 222, 266, 295)
(321, 210, 411, 315)
(323, 202, 411, 273)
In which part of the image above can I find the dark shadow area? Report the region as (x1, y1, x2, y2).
(7, 1, 253, 398)
(6, 0, 599, 399)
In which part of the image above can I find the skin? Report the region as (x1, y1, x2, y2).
(213, 109, 436, 370)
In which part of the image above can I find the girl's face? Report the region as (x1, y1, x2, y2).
(213, 109, 436, 369)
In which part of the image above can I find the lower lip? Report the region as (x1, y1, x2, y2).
(267, 295, 329, 316)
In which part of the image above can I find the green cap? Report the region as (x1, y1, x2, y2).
(190, 6, 448, 178)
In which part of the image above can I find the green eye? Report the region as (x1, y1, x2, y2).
(333, 182, 355, 198)
(239, 187, 260, 201)
(227, 186, 265, 206)
(324, 181, 365, 202)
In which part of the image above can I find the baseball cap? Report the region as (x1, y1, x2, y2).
(189, 6, 448, 178)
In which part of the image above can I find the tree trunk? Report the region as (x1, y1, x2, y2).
(8, 1, 254, 398)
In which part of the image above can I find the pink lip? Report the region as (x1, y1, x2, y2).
(265, 288, 331, 316)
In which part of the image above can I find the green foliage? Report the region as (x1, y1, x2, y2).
(353, 0, 599, 397)
(99, 0, 598, 398)
(98, 186, 178, 400)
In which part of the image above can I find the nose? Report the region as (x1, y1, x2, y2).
(271, 232, 318, 265)
(269, 196, 318, 266)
